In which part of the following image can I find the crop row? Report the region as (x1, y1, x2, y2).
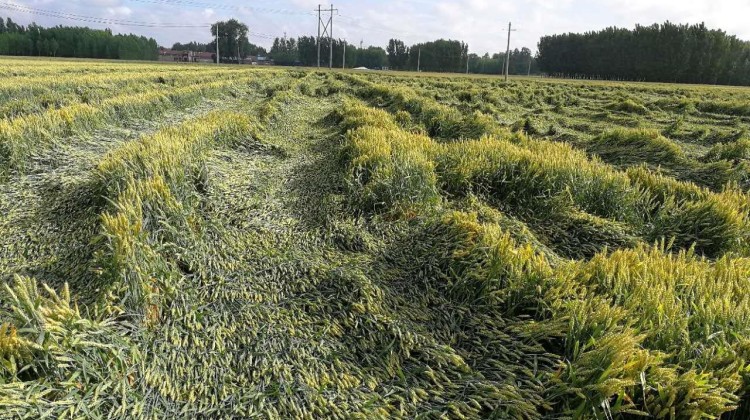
(0, 58, 223, 77)
(0, 98, 267, 417)
(0, 68, 270, 120)
(367, 74, 750, 193)
(0, 65, 240, 91)
(0, 73, 285, 174)
(336, 98, 750, 418)
(340, 80, 750, 259)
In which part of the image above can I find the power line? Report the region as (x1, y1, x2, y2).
(127, 0, 315, 16)
(504, 22, 517, 81)
(0, 2, 279, 39)
(316, 4, 337, 68)
(249, 32, 276, 40)
(0, 2, 211, 28)
(215, 21, 219, 64)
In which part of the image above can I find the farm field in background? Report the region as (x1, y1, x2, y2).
(1, 56, 750, 418)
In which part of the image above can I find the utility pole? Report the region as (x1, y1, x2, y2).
(215, 22, 219, 65)
(504, 22, 516, 81)
(342, 41, 346, 69)
(466, 54, 469, 74)
(329, 4, 334, 69)
(316, 4, 337, 68)
(417, 48, 421, 72)
(527, 54, 532, 76)
(317, 5, 321, 67)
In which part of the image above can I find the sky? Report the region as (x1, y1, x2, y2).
(3, 0, 750, 54)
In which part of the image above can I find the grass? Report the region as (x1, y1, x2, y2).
(606, 98, 650, 115)
(588, 128, 686, 166)
(704, 138, 750, 162)
(697, 100, 750, 116)
(0, 78, 269, 174)
(337, 94, 750, 417)
(1, 56, 750, 418)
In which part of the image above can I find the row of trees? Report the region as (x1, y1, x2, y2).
(388, 39, 469, 73)
(468, 48, 538, 75)
(0, 17, 158, 60)
(269, 36, 387, 69)
(537, 22, 750, 86)
(0, 15, 536, 74)
(386, 39, 537, 74)
(266, 35, 537, 74)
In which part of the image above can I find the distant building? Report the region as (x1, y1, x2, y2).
(158, 47, 275, 65)
(194, 52, 215, 63)
(158, 48, 192, 62)
(255, 56, 274, 66)
(158, 48, 215, 63)
(239, 55, 274, 65)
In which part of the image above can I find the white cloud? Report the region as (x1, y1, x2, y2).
(106, 6, 132, 17)
(80, 0, 120, 6)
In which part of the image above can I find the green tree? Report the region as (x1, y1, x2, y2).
(211, 19, 249, 63)
(537, 21, 750, 85)
(355, 46, 387, 69)
(50, 38, 59, 57)
(386, 39, 409, 70)
(5, 18, 19, 33)
(172, 41, 211, 52)
(269, 36, 298, 65)
(297, 36, 317, 66)
(0, 16, 158, 60)
(38, 38, 49, 56)
(405, 39, 467, 73)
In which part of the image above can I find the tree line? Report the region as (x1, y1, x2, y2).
(0, 16, 158, 60)
(269, 36, 388, 69)
(385, 39, 538, 74)
(386, 39, 468, 72)
(0, 15, 538, 74)
(537, 21, 750, 86)
(267, 35, 537, 74)
(468, 48, 538, 75)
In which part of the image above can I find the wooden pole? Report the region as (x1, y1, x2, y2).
(504, 22, 511, 81)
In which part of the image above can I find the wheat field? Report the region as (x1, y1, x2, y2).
(1, 57, 750, 419)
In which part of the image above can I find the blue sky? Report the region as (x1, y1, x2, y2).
(4, 0, 750, 54)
